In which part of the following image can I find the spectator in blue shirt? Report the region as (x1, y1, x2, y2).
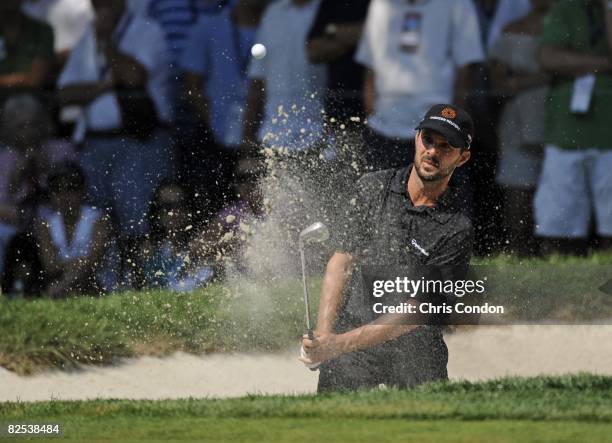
(179, 0, 267, 218)
(140, 0, 232, 69)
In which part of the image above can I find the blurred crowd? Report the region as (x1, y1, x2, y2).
(1, 0, 611, 298)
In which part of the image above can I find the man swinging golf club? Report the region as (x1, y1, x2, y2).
(299, 104, 475, 392)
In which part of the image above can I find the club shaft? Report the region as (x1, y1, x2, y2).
(299, 244, 312, 333)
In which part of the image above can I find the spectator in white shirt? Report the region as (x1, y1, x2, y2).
(355, 0, 485, 171)
(23, 0, 94, 68)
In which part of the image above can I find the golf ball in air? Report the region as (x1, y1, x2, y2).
(251, 43, 267, 59)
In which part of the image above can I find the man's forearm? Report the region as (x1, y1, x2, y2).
(307, 23, 363, 64)
(58, 82, 113, 106)
(336, 23, 364, 47)
(104, 44, 147, 87)
(337, 322, 419, 354)
(539, 46, 612, 76)
(316, 252, 355, 333)
(307, 38, 349, 64)
(0, 72, 40, 88)
(364, 69, 375, 117)
(303, 310, 420, 364)
(491, 65, 550, 97)
(0, 59, 49, 88)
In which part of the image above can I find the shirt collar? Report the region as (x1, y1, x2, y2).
(390, 165, 411, 195)
(389, 164, 460, 223)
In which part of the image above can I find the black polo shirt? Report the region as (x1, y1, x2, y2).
(336, 165, 473, 266)
(334, 165, 474, 326)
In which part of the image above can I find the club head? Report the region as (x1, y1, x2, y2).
(299, 222, 329, 247)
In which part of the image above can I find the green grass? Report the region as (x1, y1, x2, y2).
(468, 262, 612, 321)
(1, 375, 612, 442)
(3, 418, 611, 443)
(1, 253, 612, 374)
(472, 251, 612, 266)
(0, 280, 313, 375)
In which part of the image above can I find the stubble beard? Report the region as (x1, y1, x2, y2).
(415, 158, 456, 183)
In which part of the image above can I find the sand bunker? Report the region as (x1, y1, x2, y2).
(1, 325, 611, 402)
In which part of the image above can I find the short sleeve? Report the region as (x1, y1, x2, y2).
(121, 17, 169, 74)
(310, 0, 371, 40)
(57, 29, 91, 87)
(179, 22, 210, 75)
(451, 0, 485, 67)
(541, 0, 572, 49)
(354, 2, 375, 69)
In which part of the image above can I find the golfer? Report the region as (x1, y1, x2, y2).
(300, 104, 474, 391)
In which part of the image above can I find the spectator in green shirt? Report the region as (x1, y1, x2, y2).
(0, 0, 54, 89)
(535, 0, 612, 254)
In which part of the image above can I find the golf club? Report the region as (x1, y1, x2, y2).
(299, 221, 329, 370)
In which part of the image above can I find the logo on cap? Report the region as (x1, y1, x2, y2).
(441, 107, 456, 119)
